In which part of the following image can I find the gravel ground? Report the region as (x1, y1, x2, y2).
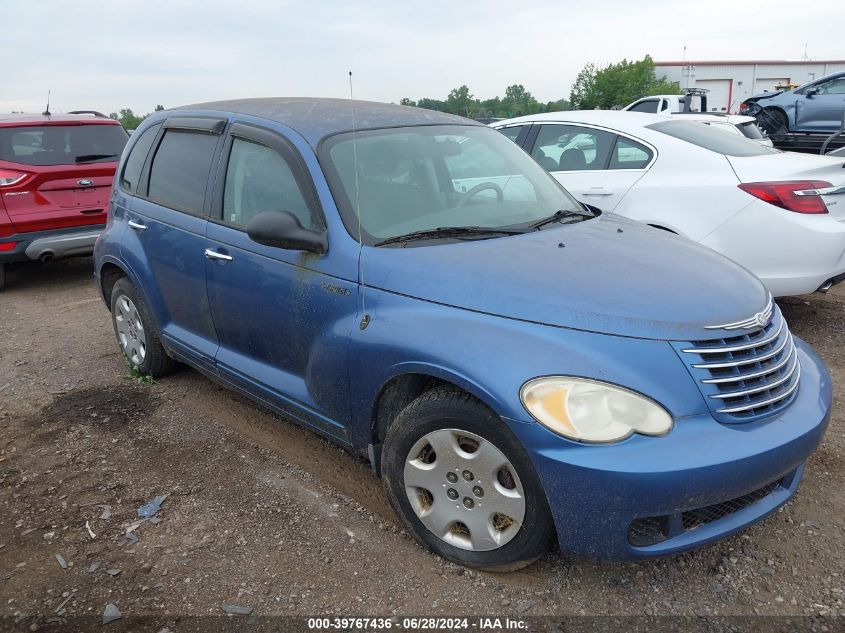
(0, 258, 843, 632)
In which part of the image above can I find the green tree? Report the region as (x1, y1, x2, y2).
(502, 84, 540, 117)
(154, 104, 165, 112)
(399, 97, 416, 106)
(415, 98, 446, 112)
(444, 85, 475, 117)
(570, 56, 679, 110)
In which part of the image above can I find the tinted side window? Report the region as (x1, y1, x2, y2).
(609, 137, 653, 169)
(817, 78, 845, 95)
(147, 130, 218, 215)
(531, 124, 615, 171)
(121, 124, 160, 193)
(647, 120, 779, 157)
(628, 100, 659, 113)
(223, 137, 314, 230)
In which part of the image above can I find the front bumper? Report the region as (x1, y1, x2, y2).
(507, 338, 832, 559)
(0, 225, 102, 264)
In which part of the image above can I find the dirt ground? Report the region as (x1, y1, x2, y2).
(0, 258, 843, 631)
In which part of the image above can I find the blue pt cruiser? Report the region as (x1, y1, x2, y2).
(93, 99, 831, 570)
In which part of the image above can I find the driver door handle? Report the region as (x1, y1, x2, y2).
(128, 220, 147, 230)
(204, 248, 233, 262)
(582, 188, 613, 196)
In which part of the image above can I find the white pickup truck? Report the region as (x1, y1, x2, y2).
(623, 94, 706, 114)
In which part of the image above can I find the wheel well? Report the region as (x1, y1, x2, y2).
(371, 374, 448, 447)
(99, 263, 126, 307)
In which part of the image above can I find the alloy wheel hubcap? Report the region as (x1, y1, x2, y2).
(403, 428, 525, 551)
(115, 295, 147, 366)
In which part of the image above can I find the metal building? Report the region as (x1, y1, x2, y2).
(654, 60, 845, 114)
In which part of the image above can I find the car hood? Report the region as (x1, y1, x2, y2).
(748, 90, 784, 102)
(362, 214, 769, 340)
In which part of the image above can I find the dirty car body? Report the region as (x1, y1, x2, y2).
(94, 98, 831, 564)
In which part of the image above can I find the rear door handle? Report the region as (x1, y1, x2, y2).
(127, 220, 147, 230)
(582, 188, 613, 196)
(204, 248, 233, 262)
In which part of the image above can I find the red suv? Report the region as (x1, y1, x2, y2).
(0, 111, 128, 290)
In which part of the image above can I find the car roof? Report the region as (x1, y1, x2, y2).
(494, 109, 675, 130)
(177, 98, 478, 147)
(0, 112, 120, 126)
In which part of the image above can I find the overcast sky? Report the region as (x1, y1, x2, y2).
(2, 0, 843, 115)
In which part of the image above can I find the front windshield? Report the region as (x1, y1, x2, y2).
(322, 125, 586, 245)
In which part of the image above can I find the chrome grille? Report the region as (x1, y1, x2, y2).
(676, 307, 800, 420)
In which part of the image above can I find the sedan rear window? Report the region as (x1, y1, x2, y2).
(647, 120, 779, 157)
(0, 124, 128, 166)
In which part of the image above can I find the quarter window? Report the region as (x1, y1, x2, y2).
(223, 137, 314, 230)
(531, 125, 615, 171)
(609, 137, 653, 170)
(147, 130, 219, 215)
(121, 123, 160, 193)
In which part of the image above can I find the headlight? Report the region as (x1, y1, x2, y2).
(520, 377, 673, 443)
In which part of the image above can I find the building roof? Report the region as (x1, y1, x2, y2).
(178, 98, 477, 146)
(656, 60, 845, 67)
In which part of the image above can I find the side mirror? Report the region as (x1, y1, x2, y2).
(246, 210, 327, 254)
(805, 87, 819, 97)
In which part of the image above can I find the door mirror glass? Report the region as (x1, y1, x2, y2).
(246, 210, 327, 253)
(804, 87, 819, 97)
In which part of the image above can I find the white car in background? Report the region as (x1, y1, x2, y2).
(493, 111, 845, 296)
(623, 95, 772, 146)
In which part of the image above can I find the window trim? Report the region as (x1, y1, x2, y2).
(210, 121, 326, 232)
(118, 122, 162, 195)
(137, 117, 227, 217)
(527, 122, 657, 174)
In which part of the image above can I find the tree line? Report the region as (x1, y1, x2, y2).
(402, 56, 679, 118)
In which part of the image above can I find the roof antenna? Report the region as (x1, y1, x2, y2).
(43, 90, 51, 116)
(349, 71, 370, 331)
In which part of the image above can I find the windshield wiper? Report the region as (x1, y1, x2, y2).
(75, 153, 118, 163)
(375, 226, 526, 247)
(529, 207, 595, 230)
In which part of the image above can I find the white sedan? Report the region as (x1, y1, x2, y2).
(493, 111, 845, 297)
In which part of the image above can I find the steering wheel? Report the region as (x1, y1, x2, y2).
(456, 182, 504, 207)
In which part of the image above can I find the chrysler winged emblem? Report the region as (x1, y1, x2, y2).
(705, 294, 774, 331)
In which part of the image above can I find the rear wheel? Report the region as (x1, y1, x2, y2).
(382, 387, 555, 571)
(758, 108, 788, 135)
(110, 278, 174, 378)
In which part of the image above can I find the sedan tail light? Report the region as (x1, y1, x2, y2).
(0, 169, 27, 187)
(738, 180, 833, 214)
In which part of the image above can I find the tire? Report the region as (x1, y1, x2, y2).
(110, 277, 175, 378)
(382, 387, 555, 571)
(758, 107, 788, 135)
(0, 264, 5, 292)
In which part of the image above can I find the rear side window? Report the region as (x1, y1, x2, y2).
(0, 124, 128, 166)
(738, 121, 764, 140)
(120, 124, 160, 193)
(147, 130, 219, 215)
(531, 124, 616, 171)
(647, 120, 780, 157)
(628, 100, 660, 113)
(223, 137, 314, 230)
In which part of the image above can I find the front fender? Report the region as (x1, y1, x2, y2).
(345, 288, 708, 452)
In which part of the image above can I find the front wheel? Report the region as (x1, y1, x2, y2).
(110, 278, 175, 378)
(758, 107, 788, 135)
(382, 387, 555, 571)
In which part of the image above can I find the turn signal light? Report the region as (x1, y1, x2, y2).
(738, 181, 832, 214)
